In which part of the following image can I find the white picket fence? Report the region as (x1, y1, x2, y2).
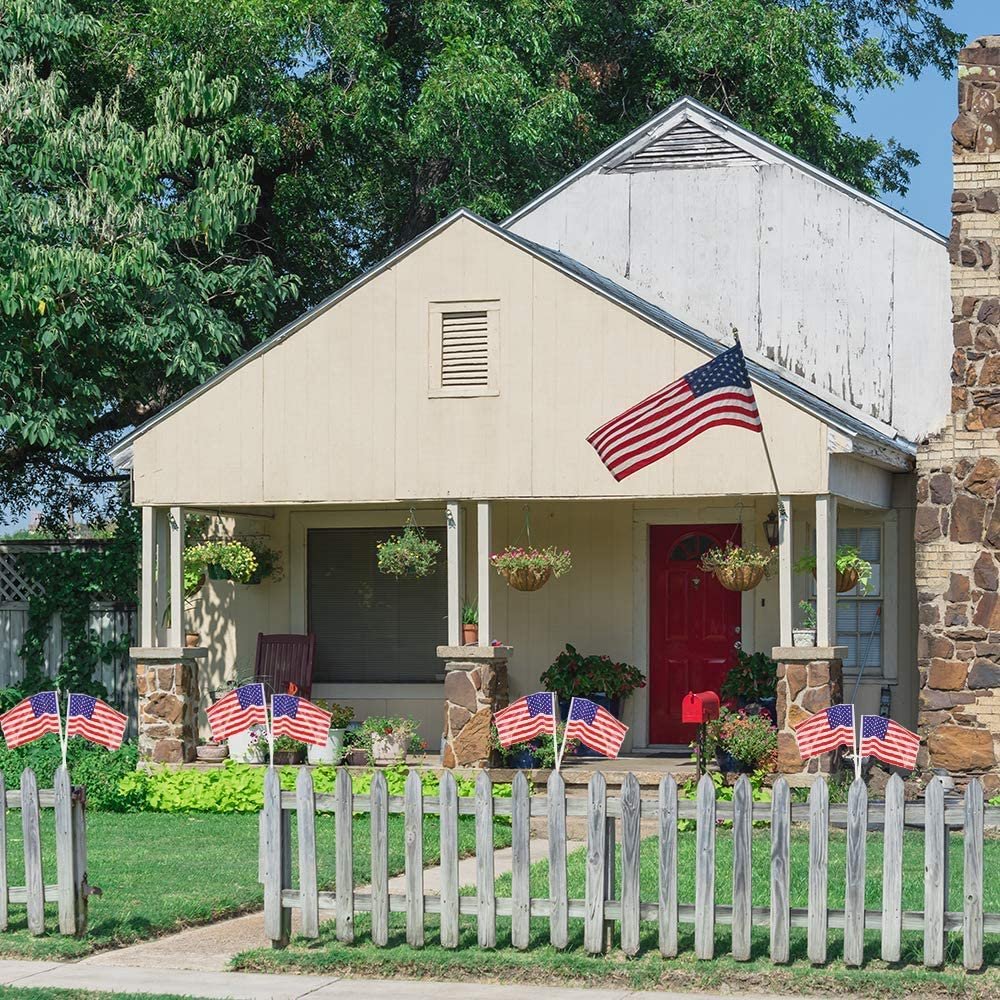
(260, 768, 999, 968)
(0, 766, 91, 937)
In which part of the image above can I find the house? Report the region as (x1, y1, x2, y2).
(113, 93, 956, 772)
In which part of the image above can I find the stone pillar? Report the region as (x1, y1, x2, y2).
(132, 647, 206, 763)
(772, 646, 845, 775)
(437, 645, 511, 768)
(915, 35, 1000, 792)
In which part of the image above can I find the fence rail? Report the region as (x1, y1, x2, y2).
(261, 768, 997, 969)
(0, 766, 90, 937)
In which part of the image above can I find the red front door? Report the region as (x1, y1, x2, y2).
(649, 524, 742, 745)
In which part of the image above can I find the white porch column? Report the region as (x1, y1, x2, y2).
(477, 501, 491, 647)
(778, 496, 793, 647)
(154, 508, 169, 646)
(167, 506, 185, 648)
(446, 502, 463, 647)
(140, 506, 155, 647)
(815, 494, 838, 647)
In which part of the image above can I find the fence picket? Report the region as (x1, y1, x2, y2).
(844, 778, 868, 968)
(511, 771, 531, 949)
(335, 768, 354, 943)
(881, 774, 904, 962)
(439, 770, 460, 949)
(770, 777, 790, 964)
(546, 770, 568, 949)
(404, 769, 424, 948)
(0, 771, 8, 932)
(296, 768, 319, 939)
(658, 774, 678, 958)
(262, 767, 289, 948)
(584, 772, 607, 955)
(620, 773, 641, 957)
(72, 788, 87, 936)
(20, 768, 44, 936)
(53, 765, 76, 936)
(924, 777, 946, 968)
(731, 775, 752, 961)
(807, 776, 829, 965)
(603, 815, 616, 952)
(695, 773, 716, 960)
(964, 778, 984, 972)
(370, 770, 389, 947)
(475, 771, 496, 949)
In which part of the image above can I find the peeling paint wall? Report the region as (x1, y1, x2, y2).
(508, 161, 951, 442)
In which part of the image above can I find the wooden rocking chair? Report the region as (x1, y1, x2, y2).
(254, 632, 317, 699)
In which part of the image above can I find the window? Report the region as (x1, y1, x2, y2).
(835, 527, 882, 672)
(306, 527, 447, 684)
(429, 300, 499, 397)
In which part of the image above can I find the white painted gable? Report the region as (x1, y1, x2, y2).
(506, 99, 951, 442)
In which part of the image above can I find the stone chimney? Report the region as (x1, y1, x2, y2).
(915, 36, 1000, 790)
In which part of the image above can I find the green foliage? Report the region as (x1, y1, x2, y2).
(701, 707, 778, 771)
(720, 649, 777, 702)
(794, 546, 873, 594)
(490, 546, 572, 580)
(273, 734, 306, 754)
(491, 723, 574, 769)
(461, 601, 478, 626)
(540, 643, 645, 702)
(183, 540, 257, 597)
(700, 543, 774, 576)
(798, 599, 818, 630)
(314, 700, 355, 729)
(376, 523, 441, 578)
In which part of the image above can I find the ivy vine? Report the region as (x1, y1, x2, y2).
(12, 499, 140, 705)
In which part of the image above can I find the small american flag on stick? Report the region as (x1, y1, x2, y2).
(562, 697, 628, 759)
(493, 693, 555, 748)
(206, 683, 267, 742)
(0, 691, 60, 749)
(66, 694, 127, 750)
(271, 694, 331, 747)
(588, 344, 761, 481)
(793, 703, 855, 760)
(860, 715, 920, 770)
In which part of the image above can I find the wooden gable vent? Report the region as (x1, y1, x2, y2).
(612, 121, 758, 171)
(430, 301, 499, 396)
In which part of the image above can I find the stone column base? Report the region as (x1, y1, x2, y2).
(132, 647, 206, 763)
(437, 645, 511, 768)
(772, 646, 845, 775)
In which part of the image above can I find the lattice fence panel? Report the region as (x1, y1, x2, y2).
(0, 554, 44, 603)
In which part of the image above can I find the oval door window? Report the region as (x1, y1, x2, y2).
(667, 533, 717, 562)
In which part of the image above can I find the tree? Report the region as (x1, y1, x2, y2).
(0, 0, 298, 522)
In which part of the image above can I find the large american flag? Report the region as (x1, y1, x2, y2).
(860, 715, 920, 770)
(794, 703, 855, 760)
(0, 691, 61, 749)
(271, 694, 331, 747)
(587, 344, 761, 481)
(206, 683, 267, 742)
(493, 692, 555, 748)
(66, 694, 127, 750)
(563, 697, 628, 759)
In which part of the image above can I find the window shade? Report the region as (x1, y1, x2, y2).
(307, 527, 447, 684)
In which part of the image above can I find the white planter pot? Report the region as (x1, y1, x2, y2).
(307, 729, 346, 765)
(227, 731, 251, 762)
(792, 629, 817, 648)
(371, 732, 408, 766)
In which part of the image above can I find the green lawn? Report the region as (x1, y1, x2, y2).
(0, 810, 509, 960)
(234, 829, 1000, 997)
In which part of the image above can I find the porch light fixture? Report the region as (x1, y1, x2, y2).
(763, 511, 780, 549)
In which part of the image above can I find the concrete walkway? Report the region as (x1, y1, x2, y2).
(78, 838, 581, 972)
(0, 961, 817, 1000)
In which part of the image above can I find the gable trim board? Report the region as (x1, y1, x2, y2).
(503, 97, 946, 246)
(108, 209, 913, 478)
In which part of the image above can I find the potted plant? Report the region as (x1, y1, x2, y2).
(700, 543, 774, 591)
(240, 725, 268, 764)
(794, 600, 817, 647)
(490, 724, 575, 770)
(272, 735, 306, 765)
(705, 708, 778, 775)
(196, 739, 229, 763)
(362, 716, 416, 765)
(462, 601, 479, 645)
(308, 701, 355, 765)
(376, 517, 441, 578)
(721, 649, 778, 722)
(490, 546, 572, 592)
(794, 546, 872, 594)
(244, 540, 283, 584)
(343, 725, 367, 766)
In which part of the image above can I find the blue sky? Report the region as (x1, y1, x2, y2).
(850, 0, 993, 236)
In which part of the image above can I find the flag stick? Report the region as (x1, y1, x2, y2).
(551, 693, 561, 773)
(556, 697, 573, 772)
(267, 693, 276, 770)
(59, 691, 69, 771)
(853, 712, 862, 783)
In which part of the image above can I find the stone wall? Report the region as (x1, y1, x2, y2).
(915, 35, 1000, 791)
(773, 647, 844, 774)
(134, 651, 202, 763)
(438, 646, 511, 768)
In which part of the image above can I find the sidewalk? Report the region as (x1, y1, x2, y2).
(0, 961, 816, 1000)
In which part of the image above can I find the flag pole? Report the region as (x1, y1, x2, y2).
(267, 693, 276, 770)
(551, 693, 561, 773)
(59, 690, 69, 771)
(556, 697, 573, 772)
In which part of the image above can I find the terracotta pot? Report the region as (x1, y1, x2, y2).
(185, 631, 200, 648)
(272, 749, 305, 765)
(713, 563, 766, 592)
(462, 623, 479, 645)
(345, 748, 368, 766)
(196, 743, 229, 763)
(500, 565, 552, 592)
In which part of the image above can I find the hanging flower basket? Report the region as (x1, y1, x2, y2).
(490, 546, 572, 592)
(795, 546, 872, 595)
(714, 563, 767, 592)
(835, 567, 859, 593)
(700, 543, 774, 592)
(376, 519, 441, 578)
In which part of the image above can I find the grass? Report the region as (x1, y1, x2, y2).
(0, 810, 509, 960)
(0, 992, 212, 1000)
(234, 828, 1000, 997)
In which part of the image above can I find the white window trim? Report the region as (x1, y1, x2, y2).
(428, 299, 500, 398)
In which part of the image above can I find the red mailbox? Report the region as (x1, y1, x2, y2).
(682, 690, 721, 725)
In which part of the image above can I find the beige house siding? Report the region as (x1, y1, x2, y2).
(132, 216, 836, 508)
